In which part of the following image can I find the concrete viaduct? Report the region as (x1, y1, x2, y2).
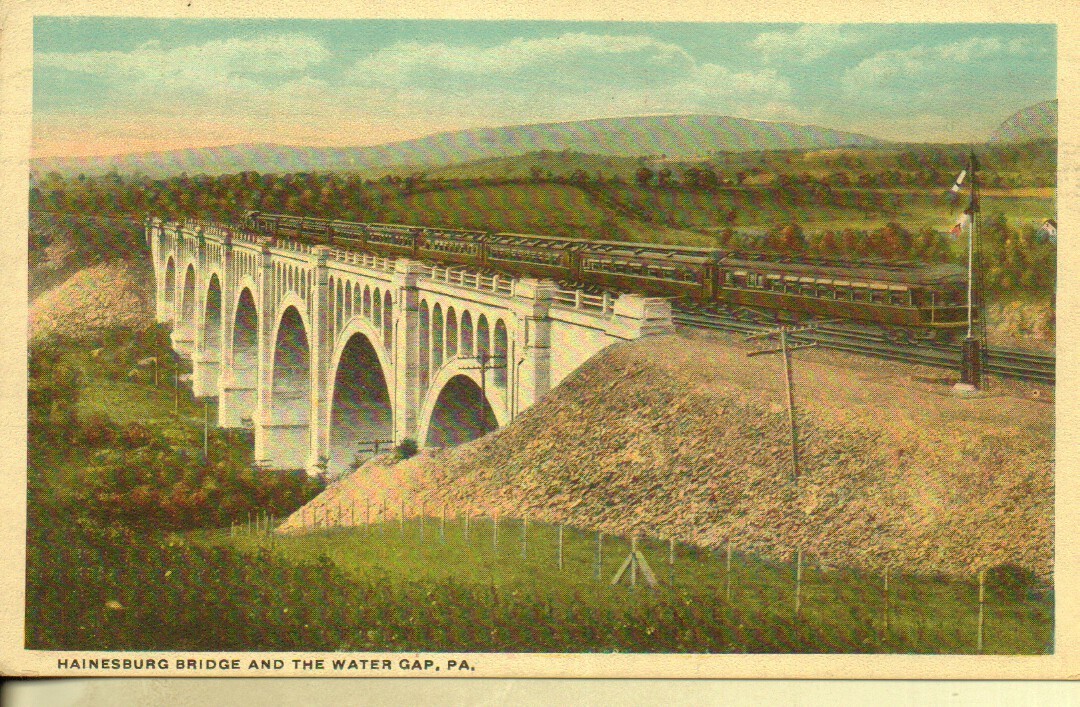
(149, 218, 673, 476)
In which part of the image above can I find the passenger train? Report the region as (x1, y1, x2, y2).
(244, 211, 973, 341)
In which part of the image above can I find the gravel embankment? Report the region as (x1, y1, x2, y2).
(29, 260, 155, 341)
(281, 328, 1053, 579)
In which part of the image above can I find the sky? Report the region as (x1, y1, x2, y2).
(31, 19, 1056, 159)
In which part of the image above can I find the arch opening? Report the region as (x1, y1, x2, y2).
(418, 300, 430, 391)
(460, 310, 474, 358)
(425, 375, 496, 449)
(383, 291, 393, 350)
(493, 319, 508, 388)
(432, 303, 444, 371)
(267, 306, 310, 470)
(446, 307, 458, 360)
(194, 274, 223, 396)
(329, 333, 393, 479)
(175, 264, 198, 356)
(163, 257, 176, 319)
(225, 287, 259, 426)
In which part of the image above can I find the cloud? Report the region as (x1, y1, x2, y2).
(35, 33, 331, 83)
(842, 36, 1038, 92)
(355, 33, 693, 79)
(750, 25, 864, 62)
(347, 33, 796, 124)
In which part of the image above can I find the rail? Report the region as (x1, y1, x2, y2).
(673, 304, 1054, 385)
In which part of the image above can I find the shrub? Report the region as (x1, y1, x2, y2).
(394, 438, 419, 461)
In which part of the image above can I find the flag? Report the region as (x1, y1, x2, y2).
(950, 169, 967, 194)
(950, 211, 972, 237)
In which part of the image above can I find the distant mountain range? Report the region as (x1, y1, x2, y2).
(31, 114, 885, 179)
(989, 99, 1057, 143)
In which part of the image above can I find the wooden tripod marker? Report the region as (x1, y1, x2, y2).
(611, 535, 658, 588)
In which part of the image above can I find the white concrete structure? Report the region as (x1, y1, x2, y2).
(149, 218, 672, 475)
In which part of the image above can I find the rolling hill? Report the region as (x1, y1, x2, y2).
(31, 114, 886, 179)
(989, 99, 1057, 143)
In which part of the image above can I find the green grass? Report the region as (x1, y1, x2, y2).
(194, 517, 1052, 654)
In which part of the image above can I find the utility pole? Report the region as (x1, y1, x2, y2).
(747, 326, 816, 482)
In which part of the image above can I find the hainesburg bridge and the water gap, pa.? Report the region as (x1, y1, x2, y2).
(149, 209, 1054, 481)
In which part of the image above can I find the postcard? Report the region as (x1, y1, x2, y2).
(1, 0, 1075, 680)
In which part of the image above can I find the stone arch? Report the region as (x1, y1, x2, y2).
(373, 287, 382, 329)
(344, 280, 353, 321)
(328, 325, 394, 479)
(460, 310, 474, 357)
(432, 302, 444, 371)
(420, 365, 507, 448)
(197, 273, 223, 396)
(163, 256, 176, 321)
(445, 307, 458, 359)
(363, 285, 371, 319)
(175, 263, 198, 355)
(266, 304, 311, 470)
(226, 286, 259, 427)
(493, 318, 508, 388)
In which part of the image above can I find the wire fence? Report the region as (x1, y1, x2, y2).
(220, 498, 1052, 655)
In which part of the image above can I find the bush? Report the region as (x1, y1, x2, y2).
(394, 438, 419, 461)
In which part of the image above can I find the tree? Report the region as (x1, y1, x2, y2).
(657, 168, 673, 189)
(635, 166, 654, 188)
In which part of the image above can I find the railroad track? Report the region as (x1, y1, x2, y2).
(672, 306, 1055, 385)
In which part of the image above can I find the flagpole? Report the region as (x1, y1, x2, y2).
(966, 150, 978, 342)
(954, 151, 981, 393)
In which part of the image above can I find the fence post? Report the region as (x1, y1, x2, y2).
(522, 514, 528, 560)
(465, 511, 471, 544)
(493, 512, 499, 554)
(883, 567, 890, 641)
(596, 531, 603, 581)
(795, 548, 803, 620)
(725, 539, 733, 603)
(669, 537, 675, 586)
(977, 568, 986, 653)
(558, 524, 564, 571)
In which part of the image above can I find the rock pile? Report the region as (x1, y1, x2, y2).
(30, 261, 155, 341)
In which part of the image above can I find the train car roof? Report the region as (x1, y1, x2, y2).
(493, 232, 720, 258)
(720, 254, 966, 286)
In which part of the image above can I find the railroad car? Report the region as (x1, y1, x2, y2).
(244, 211, 973, 340)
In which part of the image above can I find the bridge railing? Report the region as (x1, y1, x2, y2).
(552, 288, 615, 314)
(328, 248, 396, 272)
(424, 265, 514, 296)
